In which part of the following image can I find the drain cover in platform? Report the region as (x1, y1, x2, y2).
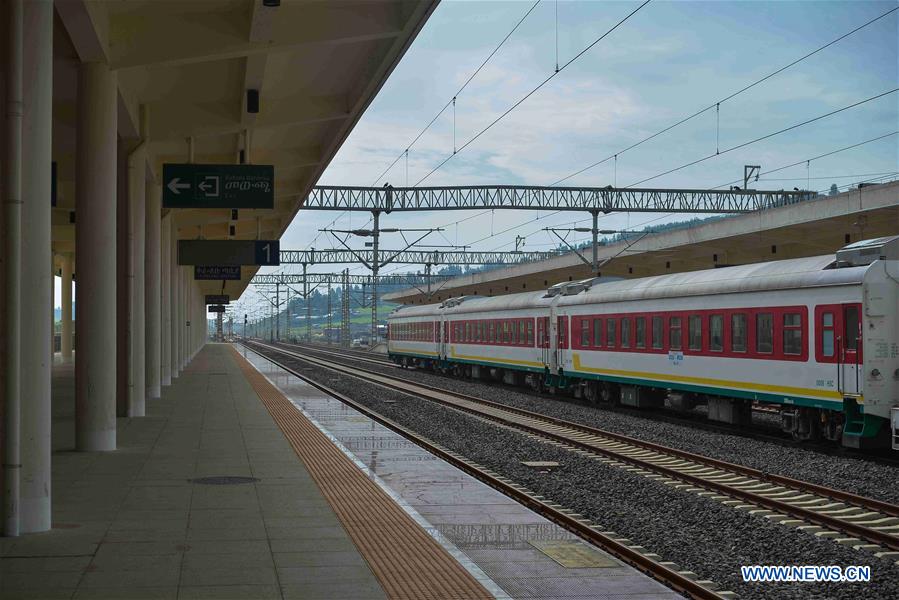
(189, 476, 260, 485)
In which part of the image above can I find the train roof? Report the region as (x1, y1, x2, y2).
(388, 251, 876, 319)
(559, 254, 867, 307)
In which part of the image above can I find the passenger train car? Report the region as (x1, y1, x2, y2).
(388, 237, 899, 450)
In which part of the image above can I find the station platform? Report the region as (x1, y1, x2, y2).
(1, 344, 678, 599)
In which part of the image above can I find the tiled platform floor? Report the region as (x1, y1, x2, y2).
(241, 344, 680, 600)
(1, 345, 387, 600)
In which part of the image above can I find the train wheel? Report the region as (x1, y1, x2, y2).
(599, 381, 618, 404)
(526, 374, 544, 393)
(822, 411, 843, 443)
(583, 381, 599, 404)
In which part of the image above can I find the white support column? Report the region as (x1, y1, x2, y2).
(177, 256, 182, 374)
(75, 60, 117, 452)
(60, 253, 73, 361)
(179, 267, 186, 370)
(19, 0, 52, 533)
(170, 229, 179, 379)
(127, 129, 146, 416)
(160, 213, 171, 386)
(50, 254, 55, 358)
(145, 181, 161, 400)
(2, 0, 24, 538)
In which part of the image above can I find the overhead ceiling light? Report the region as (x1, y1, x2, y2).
(262, 0, 280, 6)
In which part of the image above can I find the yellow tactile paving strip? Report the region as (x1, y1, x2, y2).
(230, 346, 494, 600)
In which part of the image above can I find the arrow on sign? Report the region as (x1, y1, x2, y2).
(167, 178, 191, 195)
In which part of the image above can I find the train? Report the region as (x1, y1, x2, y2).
(387, 236, 899, 450)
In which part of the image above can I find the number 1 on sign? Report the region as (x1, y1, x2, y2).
(262, 243, 270, 263)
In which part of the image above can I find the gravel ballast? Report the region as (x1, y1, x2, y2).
(255, 345, 899, 600)
(296, 346, 899, 505)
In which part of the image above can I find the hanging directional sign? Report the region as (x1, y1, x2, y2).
(162, 163, 274, 209)
(195, 266, 241, 280)
(208, 305, 227, 313)
(205, 295, 230, 305)
(179, 240, 279, 266)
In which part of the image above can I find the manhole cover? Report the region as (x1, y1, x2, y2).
(189, 476, 260, 485)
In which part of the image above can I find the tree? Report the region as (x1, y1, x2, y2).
(829, 184, 839, 196)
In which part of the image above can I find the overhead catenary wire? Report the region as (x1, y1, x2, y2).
(371, 0, 542, 187)
(550, 5, 899, 186)
(711, 131, 899, 189)
(309, 7, 896, 280)
(414, 0, 653, 187)
(378, 132, 899, 276)
(442, 6, 896, 255)
(625, 88, 898, 188)
(306, 1, 541, 259)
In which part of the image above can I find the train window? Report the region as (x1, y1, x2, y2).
(756, 313, 773, 354)
(669, 317, 682, 350)
(731, 314, 747, 352)
(581, 319, 591, 347)
(821, 312, 835, 357)
(844, 306, 859, 351)
(688, 315, 702, 351)
(621, 318, 631, 348)
(652, 316, 663, 349)
(512, 321, 519, 345)
(635, 317, 646, 349)
(709, 315, 723, 352)
(536, 319, 544, 346)
(593, 318, 602, 347)
(606, 319, 616, 348)
(519, 320, 526, 345)
(783, 313, 802, 355)
(527, 320, 535, 345)
(504, 321, 511, 344)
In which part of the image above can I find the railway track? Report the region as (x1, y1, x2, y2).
(273, 340, 392, 366)
(245, 339, 899, 561)
(240, 340, 729, 600)
(273, 338, 899, 467)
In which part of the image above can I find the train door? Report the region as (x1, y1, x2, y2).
(539, 316, 550, 369)
(556, 315, 568, 372)
(840, 304, 862, 396)
(544, 306, 559, 375)
(433, 320, 440, 357)
(439, 314, 448, 361)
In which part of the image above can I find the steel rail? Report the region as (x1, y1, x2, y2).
(272, 341, 391, 366)
(240, 341, 726, 600)
(246, 340, 899, 553)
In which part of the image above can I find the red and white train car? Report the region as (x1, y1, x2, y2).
(388, 237, 899, 449)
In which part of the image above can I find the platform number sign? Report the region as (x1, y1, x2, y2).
(179, 240, 279, 267)
(255, 241, 278, 266)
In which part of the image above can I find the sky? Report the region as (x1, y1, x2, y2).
(56, 1, 899, 314)
(258, 0, 897, 301)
